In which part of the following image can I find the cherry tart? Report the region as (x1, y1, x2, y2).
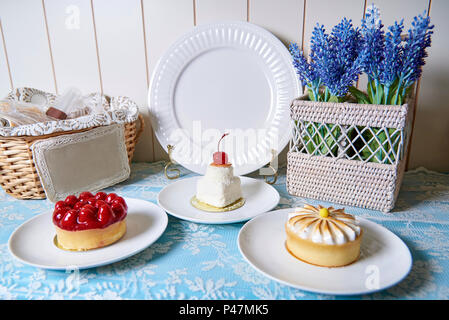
(52, 192, 127, 251)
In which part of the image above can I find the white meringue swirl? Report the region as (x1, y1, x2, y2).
(287, 205, 361, 245)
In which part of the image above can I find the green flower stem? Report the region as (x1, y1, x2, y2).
(393, 76, 405, 105)
(384, 85, 390, 105)
(324, 87, 330, 102)
(367, 79, 374, 104)
(374, 79, 381, 104)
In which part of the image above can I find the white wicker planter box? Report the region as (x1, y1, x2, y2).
(286, 95, 414, 212)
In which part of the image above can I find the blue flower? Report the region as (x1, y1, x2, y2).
(290, 4, 433, 105)
(288, 42, 318, 86)
(360, 4, 385, 81)
(290, 19, 363, 100)
(358, 5, 433, 105)
(289, 42, 321, 100)
(312, 19, 362, 97)
(380, 20, 404, 88)
(399, 12, 434, 89)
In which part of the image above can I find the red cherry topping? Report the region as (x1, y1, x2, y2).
(60, 209, 79, 229)
(95, 199, 107, 209)
(86, 198, 96, 206)
(79, 191, 94, 200)
(83, 219, 100, 230)
(53, 208, 67, 224)
(112, 197, 127, 211)
(55, 201, 67, 210)
(73, 202, 84, 210)
(111, 202, 126, 220)
(78, 205, 96, 224)
(105, 193, 118, 204)
(213, 133, 229, 165)
(83, 203, 97, 213)
(213, 152, 228, 165)
(64, 195, 78, 208)
(54, 192, 127, 230)
(97, 204, 114, 226)
(95, 192, 107, 201)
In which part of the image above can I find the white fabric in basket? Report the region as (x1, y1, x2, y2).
(0, 87, 139, 137)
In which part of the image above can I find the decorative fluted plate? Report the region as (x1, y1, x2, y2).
(149, 21, 300, 176)
(238, 209, 412, 295)
(8, 198, 168, 270)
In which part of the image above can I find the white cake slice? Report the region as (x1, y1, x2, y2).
(196, 164, 242, 208)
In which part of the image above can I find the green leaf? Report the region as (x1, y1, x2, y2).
(318, 92, 325, 102)
(307, 88, 315, 101)
(328, 95, 339, 103)
(388, 79, 400, 102)
(349, 86, 370, 104)
(375, 84, 384, 105)
(367, 81, 375, 104)
(389, 87, 401, 105)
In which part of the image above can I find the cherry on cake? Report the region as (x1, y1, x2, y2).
(193, 134, 244, 211)
(285, 204, 363, 267)
(52, 191, 127, 251)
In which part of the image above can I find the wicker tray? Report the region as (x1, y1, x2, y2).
(286, 95, 414, 212)
(0, 88, 144, 200)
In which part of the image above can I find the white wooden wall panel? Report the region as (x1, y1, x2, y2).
(92, 0, 152, 162)
(196, 0, 247, 25)
(0, 0, 447, 170)
(0, 0, 55, 93)
(144, 0, 194, 87)
(303, 0, 365, 55)
(249, 0, 304, 47)
(0, 21, 12, 96)
(143, 0, 194, 161)
(409, 0, 449, 171)
(44, 0, 101, 94)
(249, 0, 304, 166)
(374, 0, 429, 30)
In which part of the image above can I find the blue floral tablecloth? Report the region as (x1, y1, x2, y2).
(0, 161, 448, 300)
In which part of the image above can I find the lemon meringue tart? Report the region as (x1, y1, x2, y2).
(285, 204, 362, 267)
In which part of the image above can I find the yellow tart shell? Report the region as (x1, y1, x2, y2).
(285, 223, 363, 267)
(55, 219, 126, 251)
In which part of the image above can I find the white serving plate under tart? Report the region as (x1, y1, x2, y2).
(158, 176, 279, 224)
(149, 21, 301, 176)
(238, 208, 412, 295)
(8, 198, 168, 270)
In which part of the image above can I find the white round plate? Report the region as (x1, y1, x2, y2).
(8, 198, 168, 270)
(149, 21, 301, 176)
(238, 209, 412, 295)
(157, 176, 279, 224)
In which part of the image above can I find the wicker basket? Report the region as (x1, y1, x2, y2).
(0, 110, 144, 200)
(286, 95, 414, 212)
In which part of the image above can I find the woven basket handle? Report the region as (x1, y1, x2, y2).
(134, 114, 145, 144)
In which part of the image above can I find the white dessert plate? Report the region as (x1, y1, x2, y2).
(157, 176, 279, 224)
(8, 198, 168, 270)
(238, 209, 412, 295)
(149, 21, 301, 176)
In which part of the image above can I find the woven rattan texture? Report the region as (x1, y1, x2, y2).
(290, 96, 408, 128)
(287, 96, 413, 212)
(287, 152, 405, 212)
(0, 115, 143, 200)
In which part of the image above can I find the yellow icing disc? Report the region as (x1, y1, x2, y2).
(190, 196, 245, 212)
